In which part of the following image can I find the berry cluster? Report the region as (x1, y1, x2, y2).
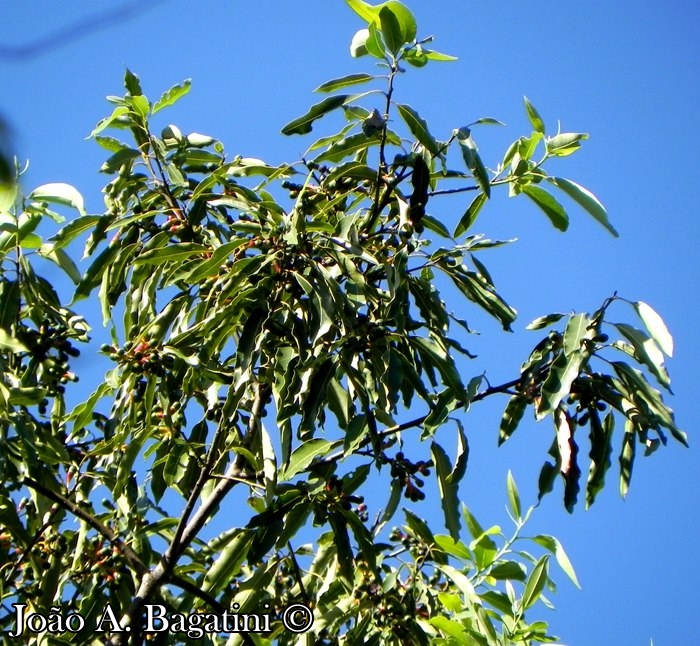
(385, 452, 433, 502)
(15, 317, 84, 398)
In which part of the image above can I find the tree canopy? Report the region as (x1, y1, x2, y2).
(0, 1, 686, 644)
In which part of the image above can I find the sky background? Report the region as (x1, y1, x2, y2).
(2, 2, 699, 644)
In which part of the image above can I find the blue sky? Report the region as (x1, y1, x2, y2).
(2, 2, 699, 644)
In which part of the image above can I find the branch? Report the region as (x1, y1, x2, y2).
(428, 185, 480, 197)
(114, 380, 271, 645)
(22, 476, 148, 576)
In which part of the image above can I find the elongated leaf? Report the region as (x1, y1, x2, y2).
(350, 28, 371, 57)
(522, 555, 550, 609)
(454, 128, 491, 197)
(506, 470, 522, 520)
(619, 420, 636, 497)
(0, 280, 20, 332)
(424, 48, 458, 62)
(0, 329, 28, 352)
(548, 176, 618, 237)
(454, 192, 487, 237)
(586, 411, 614, 509)
(345, 0, 378, 22)
(29, 183, 85, 216)
(397, 104, 441, 156)
(409, 336, 466, 400)
(447, 270, 516, 331)
(613, 322, 670, 389)
(533, 534, 581, 588)
(524, 96, 545, 134)
(546, 132, 588, 157)
(431, 428, 468, 541)
(133, 243, 208, 265)
(50, 215, 102, 250)
(555, 407, 580, 512)
(89, 105, 129, 138)
(100, 148, 141, 174)
(379, 5, 403, 54)
(523, 185, 568, 231)
(152, 79, 192, 114)
(202, 530, 254, 597)
(537, 314, 593, 418)
(315, 73, 376, 93)
(282, 95, 350, 135)
(315, 132, 380, 163)
(634, 301, 673, 356)
(526, 312, 566, 330)
(499, 395, 527, 445)
(279, 439, 335, 481)
(37, 245, 81, 284)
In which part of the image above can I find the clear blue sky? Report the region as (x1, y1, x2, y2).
(2, 2, 699, 644)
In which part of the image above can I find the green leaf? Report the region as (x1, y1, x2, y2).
(424, 48, 458, 62)
(315, 73, 376, 93)
(619, 421, 635, 498)
(634, 301, 673, 357)
(431, 428, 468, 541)
(537, 314, 593, 418)
(0, 329, 28, 352)
(454, 128, 491, 197)
(314, 132, 380, 163)
(499, 395, 527, 445)
(345, 0, 379, 23)
(89, 105, 129, 138)
(471, 117, 506, 127)
(29, 183, 85, 216)
(124, 68, 142, 96)
(490, 561, 526, 582)
(548, 176, 618, 237)
(133, 243, 208, 265)
(50, 215, 102, 249)
(279, 439, 336, 481)
(202, 530, 254, 597)
(397, 104, 441, 156)
(281, 95, 350, 136)
(382, 1, 417, 43)
(454, 192, 487, 237)
(379, 5, 403, 54)
(523, 185, 568, 232)
(506, 470, 521, 519)
(523, 96, 546, 134)
(434, 535, 472, 561)
(526, 313, 566, 330)
(586, 411, 614, 509)
(350, 28, 371, 57)
(152, 79, 192, 114)
(533, 535, 581, 588)
(446, 269, 516, 331)
(37, 244, 82, 284)
(365, 22, 387, 58)
(0, 182, 18, 214)
(613, 322, 671, 389)
(100, 148, 141, 174)
(546, 132, 588, 157)
(522, 555, 550, 609)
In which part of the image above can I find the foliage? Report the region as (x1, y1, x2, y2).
(0, 1, 685, 644)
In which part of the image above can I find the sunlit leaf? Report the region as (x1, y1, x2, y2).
(634, 300, 673, 357)
(152, 79, 192, 114)
(523, 96, 546, 134)
(548, 176, 618, 237)
(282, 95, 350, 135)
(523, 185, 568, 231)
